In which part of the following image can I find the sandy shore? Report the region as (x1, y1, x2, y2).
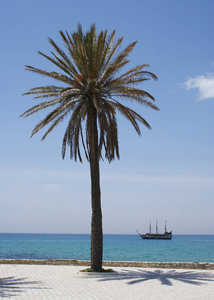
(0, 263, 214, 299)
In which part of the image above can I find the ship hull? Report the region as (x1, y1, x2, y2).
(140, 232, 172, 240)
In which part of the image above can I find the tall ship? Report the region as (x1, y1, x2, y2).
(137, 221, 172, 240)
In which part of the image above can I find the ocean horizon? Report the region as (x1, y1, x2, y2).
(0, 233, 214, 263)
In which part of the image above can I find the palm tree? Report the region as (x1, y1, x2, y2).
(21, 23, 159, 271)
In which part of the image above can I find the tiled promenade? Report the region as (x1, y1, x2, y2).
(0, 264, 214, 299)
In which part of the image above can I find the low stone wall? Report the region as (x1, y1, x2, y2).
(0, 259, 213, 270)
(101, 261, 214, 270)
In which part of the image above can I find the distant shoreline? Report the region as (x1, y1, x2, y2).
(0, 259, 213, 270)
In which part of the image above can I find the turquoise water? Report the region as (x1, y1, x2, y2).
(0, 234, 213, 263)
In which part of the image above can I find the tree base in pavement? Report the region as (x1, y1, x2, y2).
(80, 268, 114, 273)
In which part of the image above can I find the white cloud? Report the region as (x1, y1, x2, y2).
(184, 73, 214, 100)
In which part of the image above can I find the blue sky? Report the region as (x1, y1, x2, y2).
(1, 0, 214, 234)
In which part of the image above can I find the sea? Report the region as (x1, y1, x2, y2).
(0, 234, 213, 263)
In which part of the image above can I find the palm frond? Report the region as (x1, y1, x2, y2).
(111, 86, 156, 101)
(30, 100, 77, 137)
(25, 66, 74, 85)
(62, 101, 87, 161)
(41, 109, 70, 140)
(20, 98, 61, 118)
(107, 99, 151, 133)
(99, 41, 137, 84)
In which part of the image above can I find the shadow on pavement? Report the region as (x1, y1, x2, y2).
(92, 269, 214, 286)
(0, 276, 44, 298)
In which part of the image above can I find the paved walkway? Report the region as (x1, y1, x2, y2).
(0, 264, 214, 299)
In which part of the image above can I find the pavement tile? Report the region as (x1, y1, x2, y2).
(0, 264, 214, 299)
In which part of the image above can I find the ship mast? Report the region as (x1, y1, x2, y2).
(149, 221, 151, 234)
(156, 220, 158, 234)
(165, 221, 167, 232)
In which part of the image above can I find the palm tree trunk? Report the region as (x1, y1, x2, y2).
(89, 107, 103, 271)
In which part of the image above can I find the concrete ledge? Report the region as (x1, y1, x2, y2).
(0, 259, 213, 270)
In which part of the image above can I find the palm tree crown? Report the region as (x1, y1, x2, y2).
(21, 23, 159, 162)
